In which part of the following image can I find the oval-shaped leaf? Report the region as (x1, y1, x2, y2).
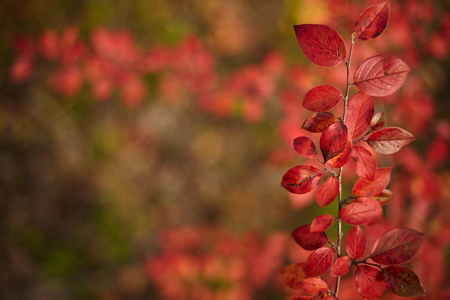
(351, 146, 377, 181)
(293, 24, 346, 67)
(315, 176, 339, 207)
(303, 85, 343, 112)
(354, 1, 390, 41)
(292, 224, 328, 251)
(359, 197, 383, 225)
(325, 136, 352, 168)
(383, 266, 426, 297)
(330, 256, 351, 277)
(352, 166, 393, 197)
(293, 136, 318, 159)
(299, 277, 328, 296)
(281, 165, 323, 194)
(367, 127, 415, 154)
(340, 197, 380, 225)
(355, 265, 386, 298)
(345, 92, 374, 138)
(320, 122, 348, 162)
(305, 247, 334, 277)
(370, 112, 385, 130)
(354, 54, 410, 97)
(281, 262, 306, 289)
(302, 112, 339, 133)
(345, 226, 366, 259)
(372, 189, 393, 206)
(370, 228, 425, 265)
(311, 214, 335, 232)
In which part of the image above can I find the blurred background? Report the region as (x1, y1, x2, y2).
(0, 0, 449, 299)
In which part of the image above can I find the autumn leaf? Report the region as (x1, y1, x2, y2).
(281, 165, 323, 194)
(320, 122, 348, 162)
(330, 256, 351, 277)
(345, 225, 366, 259)
(315, 176, 339, 207)
(383, 266, 426, 297)
(293, 136, 318, 159)
(299, 277, 328, 296)
(352, 166, 393, 197)
(325, 136, 352, 168)
(354, 0, 390, 41)
(366, 127, 415, 154)
(354, 54, 410, 97)
(345, 92, 374, 139)
(355, 265, 386, 298)
(281, 262, 306, 289)
(370, 228, 424, 265)
(302, 85, 342, 112)
(305, 247, 334, 277)
(293, 24, 346, 67)
(370, 112, 386, 130)
(302, 112, 339, 133)
(292, 224, 328, 250)
(351, 146, 377, 181)
(310, 214, 335, 232)
(340, 197, 381, 225)
(372, 189, 393, 205)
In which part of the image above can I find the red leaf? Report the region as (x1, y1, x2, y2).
(340, 197, 380, 225)
(281, 165, 323, 194)
(315, 176, 339, 207)
(367, 127, 415, 154)
(372, 189, 393, 205)
(383, 266, 426, 297)
(302, 85, 342, 112)
(320, 122, 348, 162)
(293, 136, 318, 159)
(359, 197, 383, 225)
(293, 24, 346, 67)
(345, 225, 366, 259)
(345, 92, 374, 138)
(355, 265, 386, 298)
(330, 256, 351, 277)
(281, 262, 306, 289)
(352, 166, 393, 197)
(322, 296, 338, 300)
(292, 224, 328, 250)
(370, 112, 385, 130)
(325, 136, 352, 168)
(305, 247, 334, 277)
(370, 228, 425, 265)
(299, 277, 328, 296)
(351, 146, 377, 181)
(354, 1, 390, 41)
(311, 214, 335, 232)
(302, 112, 339, 133)
(354, 54, 410, 97)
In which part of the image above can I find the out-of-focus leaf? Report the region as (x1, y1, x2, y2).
(302, 112, 339, 133)
(281, 262, 306, 289)
(345, 225, 366, 259)
(367, 127, 415, 154)
(354, 1, 390, 41)
(302, 85, 342, 112)
(299, 277, 328, 296)
(292, 224, 328, 251)
(383, 266, 426, 297)
(355, 265, 386, 298)
(372, 189, 393, 205)
(305, 247, 334, 277)
(281, 165, 323, 194)
(315, 176, 339, 207)
(352, 167, 393, 197)
(345, 92, 374, 138)
(310, 214, 335, 232)
(320, 123, 348, 162)
(293, 136, 318, 159)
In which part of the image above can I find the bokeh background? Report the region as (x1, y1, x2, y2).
(1, 0, 449, 299)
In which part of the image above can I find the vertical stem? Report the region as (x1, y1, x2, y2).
(334, 34, 356, 297)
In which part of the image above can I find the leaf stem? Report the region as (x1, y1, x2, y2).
(334, 34, 356, 298)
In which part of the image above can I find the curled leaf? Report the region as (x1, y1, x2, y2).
(367, 127, 415, 154)
(303, 85, 342, 112)
(320, 122, 348, 162)
(354, 1, 390, 41)
(372, 189, 393, 205)
(305, 247, 334, 277)
(302, 112, 339, 133)
(370, 112, 386, 130)
(292, 224, 328, 251)
(325, 136, 352, 168)
(293, 24, 346, 67)
(354, 54, 410, 97)
(281, 165, 323, 194)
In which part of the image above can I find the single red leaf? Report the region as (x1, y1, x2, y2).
(351, 146, 377, 181)
(293, 136, 318, 159)
(357, 197, 383, 225)
(352, 166, 393, 197)
(299, 277, 328, 296)
(330, 256, 351, 277)
(325, 136, 352, 168)
(345, 92, 374, 138)
(320, 122, 348, 162)
(302, 85, 342, 112)
(340, 197, 380, 225)
(315, 176, 339, 207)
(355, 265, 386, 298)
(383, 266, 426, 297)
(366, 127, 415, 154)
(293, 24, 346, 67)
(372, 189, 393, 205)
(292, 224, 328, 251)
(305, 247, 334, 277)
(281, 165, 323, 194)
(370, 112, 385, 130)
(354, 0, 390, 41)
(345, 226, 366, 259)
(354, 54, 410, 97)
(370, 228, 425, 265)
(302, 112, 339, 133)
(311, 214, 335, 232)
(281, 262, 306, 289)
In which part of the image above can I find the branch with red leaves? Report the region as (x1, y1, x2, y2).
(280, 1, 425, 299)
